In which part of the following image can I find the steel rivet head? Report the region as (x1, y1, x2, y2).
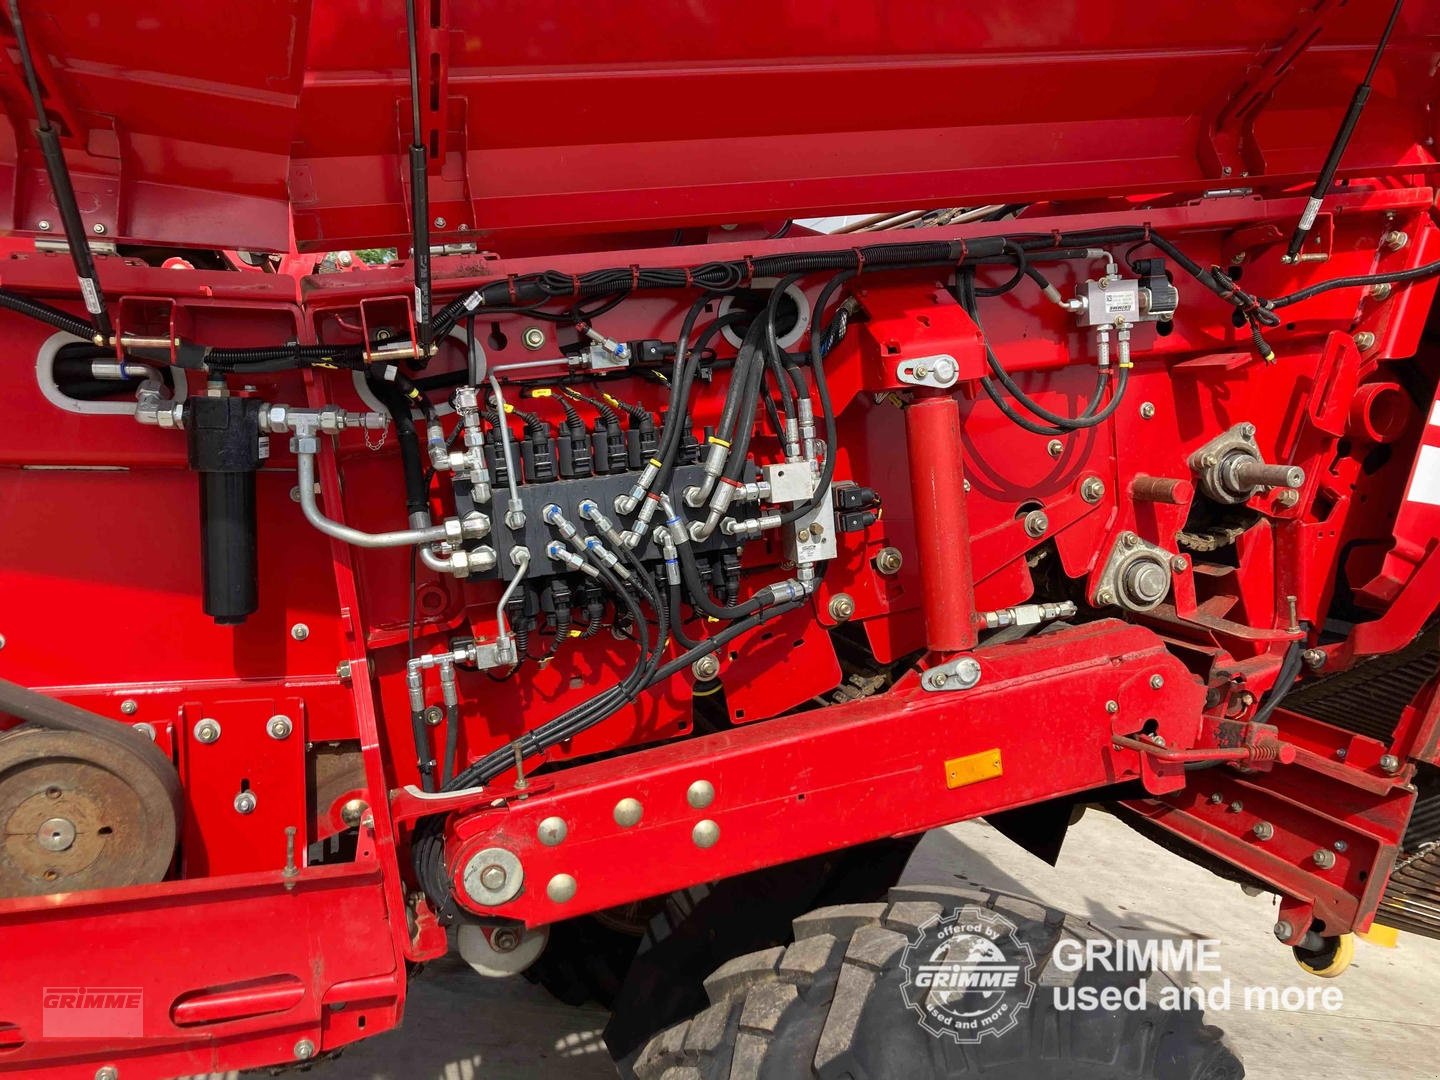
(547, 873, 577, 903)
(290, 622, 310, 641)
(613, 799, 643, 828)
(692, 820, 720, 849)
(266, 715, 293, 740)
(687, 780, 715, 809)
(293, 1038, 316, 1060)
(537, 815, 569, 845)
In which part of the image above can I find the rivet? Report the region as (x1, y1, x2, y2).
(692, 820, 720, 848)
(613, 799, 643, 828)
(547, 873, 577, 903)
(687, 780, 715, 809)
(537, 816, 569, 845)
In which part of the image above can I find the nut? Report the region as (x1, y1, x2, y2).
(1149, 674, 1165, 690)
(1104, 700, 1119, 714)
(290, 622, 310, 641)
(1381, 229, 1409, 252)
(691, 655, 720, 682)
(1274, 920, 1294, 941)
(294, 1039, 316, 1061)
(1023, 510, 1049, 538)
(490, 927, 521, 953)
(233, 791, 258, 815)
(828, 593, 856, 621)
(266, 715, 293, 740)
(1354, 331, 1376, 351)
(1312, 848, 1336, 869)
(1380, 754, 1401, 774)
(120, 698, 139, 716)
(1080, 476, 1106, 503)
(1252, 821, 1274, 841)
(1046, 439, 1064, 458)
(522, 327, 546, 351)
(874, 547, 904, 575)
(194, 718, 221, 744)
(1139, 402, 1156, 420)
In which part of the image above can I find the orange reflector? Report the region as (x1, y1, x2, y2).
(945, 748, 1003, 789)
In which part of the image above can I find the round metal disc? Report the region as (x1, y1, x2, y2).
(0, 728, 178, 896)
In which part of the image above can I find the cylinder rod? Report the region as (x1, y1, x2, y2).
(904, 394, 977, 652)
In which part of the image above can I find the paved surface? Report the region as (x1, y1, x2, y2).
(280, 811, 1440, 1080)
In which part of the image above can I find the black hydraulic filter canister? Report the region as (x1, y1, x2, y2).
(185, 396, 264, 624)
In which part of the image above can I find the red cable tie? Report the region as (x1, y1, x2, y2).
(629, 264, 641, 290)
(956, 237, 969, 263)
(741, 256, 755, 286)
(853, 249, 866, 275)
(570, 273, 582, 298)
(506, 276, 519, 305)
(683, 267, 694, 288)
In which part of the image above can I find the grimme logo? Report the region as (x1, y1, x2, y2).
(42, 987, 143, 1038)
(900, 907, 1036, 1042)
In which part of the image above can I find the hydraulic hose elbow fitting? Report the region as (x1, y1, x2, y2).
(685, 440, 729, 507)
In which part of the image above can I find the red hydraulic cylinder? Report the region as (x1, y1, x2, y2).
(904, 392, 977, 651)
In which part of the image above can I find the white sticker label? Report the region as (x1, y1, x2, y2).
(1428, 401, 1440, 427)
(1298, 196, 1324, 232)
(1406, 444, 1440, 506)
(1104, 290, 1136, 315)
(462, 291, 483, 311)
(79, 277, 102, 314)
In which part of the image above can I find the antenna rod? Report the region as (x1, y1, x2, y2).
(1283, 0, 1405, 264)
(7, 0, 112, 345)
(404, 0, 433, 359)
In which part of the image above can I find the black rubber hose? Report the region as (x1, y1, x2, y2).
(366, 375, 430, 517)
(0, 289, 97, 340)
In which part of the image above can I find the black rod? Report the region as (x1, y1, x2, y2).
(7, 0, 112, 344)
(404, 0, 433, 359)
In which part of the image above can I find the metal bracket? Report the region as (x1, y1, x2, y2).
(922, 656, 982, 692)
(896, 354, 959, 389)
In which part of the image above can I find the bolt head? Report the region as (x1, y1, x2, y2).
(1228, 801, 1244, 813)
(340, 798, 368, 827)
(1081, 477, 1105, 503)
(479, 864, 508, 892)
(294, 1038, 316, 1061)
(1208, 793, 1224, 804)
(290, 622, 310, 641)
(1382, 229, 1408, 251)
(92, 222, 106, 235)
(1274, 489, 1300, 509)
(537, 815, 569, 845)
(1170, 556, 1189, 573)
(928, 670, 949, 688)
(1023, 510, 1049, 538)
(423, 704, 444, 727)
(433, 216, 447, 229)
(194, 719, 221, 744)
(522, 327, 546, 351)
(95, 1069, 119, 1080)
(828, 593, 856, 621)
(132, 722, 156, 740)
(120, 698, 139, 716)
(1095, 587, 1116, 606)
(490, 927, 521, 953)
(1370, 282, 1394, 301)
(546, 873, 578, 903)
(691, 655, 721, 682)
(1354, 331, 1376, 351)
(1252, 821, 1274, 841)
(874, 547, 903, 575)
(1380, 754, 1401, 774)
(37, 220, 51, 231)
(1139, 402, 1156, 419)
(1333, 840, 1348, 853)
(1046, 438, 1065, 458)
(692, 819, 720, 849)
(1274, 920, 1294, 941)
(1149, 674, 1165, 690)
(1302, 648, 1325, 670)
(266, 714, 293, 740)
(233, 791, 257, 815)
(797, 528, 811, 542)
(1312, 848, 1336, 869)
(336, 660, 353, 680)
(612, 799, 643, 828)
(1105, 700, 1119, 714)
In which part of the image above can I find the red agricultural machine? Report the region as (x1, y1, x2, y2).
(2, 2, 1440, 1077)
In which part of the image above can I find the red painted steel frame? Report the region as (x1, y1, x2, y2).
(0, 129, 1437, 1080)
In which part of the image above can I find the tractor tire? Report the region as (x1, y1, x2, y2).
(625, 883, 1244, 1080)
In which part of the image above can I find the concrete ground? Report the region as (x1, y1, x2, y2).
(289, 811, 1440, 1080)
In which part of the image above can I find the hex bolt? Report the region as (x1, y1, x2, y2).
(1046, 438, 1064, 458)
(266, 715, 293, 740)
(1274, 489, 1300, 509)
(1080, 476, 1106, 503)
(1139, 402, 1156, 420)
(692, 820, 721, 848)
(928, 670, 949, 688)
(95, 1068, 119, 1080)
(828, 593, 856, 621)
(1228, 801, 1244, 813)
(687, 779, 716, 810)
(0, 634, 6, 650)
(132, 722, 156, 740)
(92, 222, 106, 235)
(1336, 748, 1348, 761)
(1333, 840, 1348, 853)
(1095, 587, 1116, 606)
(1313, 848, 1337, 869)
(433, 216, 447, 229)
(1252, 821, 1274, 841)
(1023, 510, 1049, 538)
(1122, 531, 1140, 548)
(424, 705, 444, 727)
(613, 798, 643, 828)
(1370, 282, 1394, 301)
(1170, 556, 1189, 573)
(1274, 920, 1294, 941)
(1381, 229, 1409, 252)
(37, 220, 51, 231)
(120, 699, 139, 716)
(479, 864, 508, 893)
(1302, 648, 1326, 670)
(233, 791, 258, 815)
(1104, 700, 1119, 714)
(490, 927, 521, 953)
(874, 547, 904, 575)
(336, 660, 353, 680)
(691, 655, 721, 682)
(1149, 674, 1165, 690)
(294, 1038, 316, 1061)
(194, 718, 221, 744)
(522, 327, 546, 351)
(1380, 754, 1401, 774)
(1354, 331, 1376, 351)
(1208, 793, 1224, 805)
(290, 622, 310, 641)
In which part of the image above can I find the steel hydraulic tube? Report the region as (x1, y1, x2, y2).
(904, 392, 977, 651)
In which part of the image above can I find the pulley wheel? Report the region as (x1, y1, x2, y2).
(0, 727, 178, 896)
